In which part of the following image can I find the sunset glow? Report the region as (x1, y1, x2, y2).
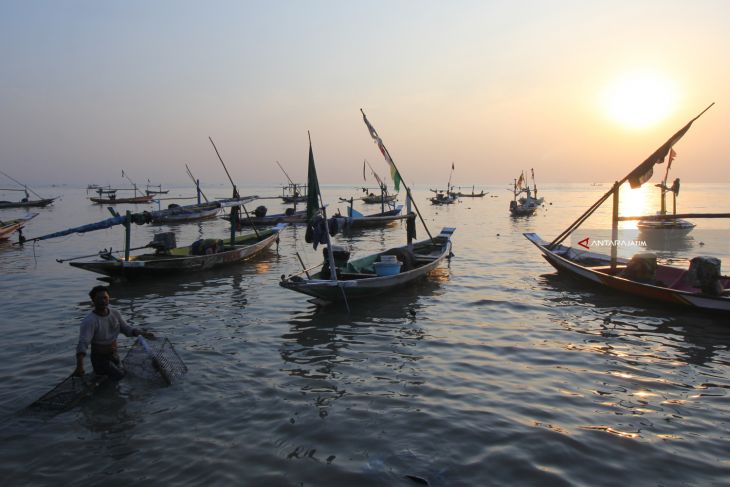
(602, 72, 677, 129)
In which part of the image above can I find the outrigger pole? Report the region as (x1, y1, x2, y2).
(360, 109, 433, 242)
(208, 136, 260, 239)
(0, 170, 45, 200)
(548, 103, 715, 252)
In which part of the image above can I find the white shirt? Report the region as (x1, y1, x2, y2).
(76, 308, 137, 355)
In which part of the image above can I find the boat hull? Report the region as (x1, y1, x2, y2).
(152, 206, 220, 224)
(69, 226, 284, 280)
(90, 195, 154, 204)
(0, 198, 56, 209)
(0, 214, 38, 240)
(361, 194, 397, 204)
(524, 232, 730, 313)
(280, 228, 454, 302)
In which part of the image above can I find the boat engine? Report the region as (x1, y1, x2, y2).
(254, 205, 267, 218)
(688, 256, 723, 296)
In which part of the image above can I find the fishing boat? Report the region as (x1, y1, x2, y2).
(0, 213, 37, 241)
(430, 163, 458, 205)
(0, 196, 56, 209)
(89, 171, 155, 204)
(151, 202, 221, 224)
(333, 202, 408, 230)
(525, 104, 730, 313)
(234, 206, 308, 227)
(68, 224, 285, 280)
(509, 169, 543, 216)
(454, 186, 487, 198)
(280, 111, 455, 305)
(0, 171, 58, 209)
(89, 192, 155, 204)
(281, 227, 454, 301)
(361, 192, 397, 204)
(145, 181, 170, 195)
(636, 152, 695, 238)
(430, 190, 457, 205)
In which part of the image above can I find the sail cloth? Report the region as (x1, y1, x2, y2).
(361, 111, 402, 192)
(626, 105, 712, 189)
(307, 139, 321, 222)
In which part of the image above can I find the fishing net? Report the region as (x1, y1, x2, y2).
(25, 337, 186, 414)
(122, 337, 187, 385)
(25, 374, 107, 413)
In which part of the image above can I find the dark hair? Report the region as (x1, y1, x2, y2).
(89, 285, 109, 300)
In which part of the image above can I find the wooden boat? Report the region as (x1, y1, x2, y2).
(525, 104, 730, 313)
(90, 193, 154, 204)
(525, 233, 730, 312)
(509, 169, 543, 216)
(151, 202, 220, 224)
(361, 192, 397, 204)
(69, 224, 286, 280)
(234, 207, 308, 227)
(637, 158, 694, 238)
(454, 187, 487, 198)
(0, 172, 57, 209)
(0, 197, 56, 209)
(0, 213, 37, 240)
(430, 163, 458, 205)
(281, 112, 455, 305)
(430, 190, 457, 205)
(334, 204, 408, 229)
(281, 227, 454, 302)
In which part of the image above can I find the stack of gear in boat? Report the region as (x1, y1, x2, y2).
(621, 252, 658, 284)
(688, 256, 725, 296)
(149, 232, 177, 255)
(191, 238, 225, 255)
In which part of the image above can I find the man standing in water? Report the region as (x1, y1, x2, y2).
(73, 285, 154, 380)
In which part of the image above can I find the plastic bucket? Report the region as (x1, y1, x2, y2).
(374, 261, 402, 276)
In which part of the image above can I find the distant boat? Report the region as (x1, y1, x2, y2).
(0, 213, 37, 241)
(637, 155, 694, 238)
(430, 163, 458, 205)
(0, 171, 57, 209)
(89, 171, 155, 204)
(361, 192, 397, 204)
(454, 186, 487, 198)
(509, 169, 543, 216)
(145, 182, 169, 195)
(0, 197, 57, 209)
(89, 192, 155, 204)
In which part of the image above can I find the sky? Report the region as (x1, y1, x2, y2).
(1, 0, 729, 188)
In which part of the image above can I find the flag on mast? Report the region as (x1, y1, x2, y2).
(361, 111, 402, 191)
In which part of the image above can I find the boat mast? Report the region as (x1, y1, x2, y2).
(549, 103, 714, 250)
(0, 170, 45, 200)
(209, 137, 260, 240)
(360, 109, 433, 241)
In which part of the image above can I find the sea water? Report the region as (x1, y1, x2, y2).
(1, 183, 729, 486)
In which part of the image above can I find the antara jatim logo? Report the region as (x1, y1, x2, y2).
(578, 237, 590, 249)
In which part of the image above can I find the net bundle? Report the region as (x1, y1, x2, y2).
(122, 337, 187, 385)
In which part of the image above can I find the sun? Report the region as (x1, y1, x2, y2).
(601, 72, 677, 129)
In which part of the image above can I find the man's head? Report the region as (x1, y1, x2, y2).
(89, 285, 110, 312)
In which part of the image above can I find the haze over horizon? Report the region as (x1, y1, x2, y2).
(2, 1, 729, 188)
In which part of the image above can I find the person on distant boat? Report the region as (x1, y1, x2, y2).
(73, 285, 153, 380)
